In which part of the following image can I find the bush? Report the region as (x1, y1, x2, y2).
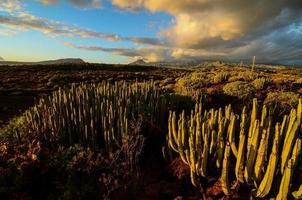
(228, 75, 243, 82)
(212, 72, 230, 84)
(223, 81, 255, 99)
(294, 78, 302, 85)
(236, 71, 258, 81)
(0, 115, 27, 140)
(48, 74, 77, 84)
(177, 73, 209, 89)
(252, 78, 268, 90)
(272, 77, 291, 85)
(264, 92, 300, 113)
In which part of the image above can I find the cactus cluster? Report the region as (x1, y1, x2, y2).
(23, 81, 169, 152)
(167, 98, 302, 199)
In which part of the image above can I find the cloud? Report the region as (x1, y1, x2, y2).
(230, 23, 302, 65)
(0, 0, 23, 12)
(112, 0, 302, 49)
(64, 42, 171, 62)
(111, 0, 302, 64)
(39, 0, 101, 8)
(2, 0, 302, 64)
(0, 25, 17, 36)
(0, 11, 163, 46)
(39, 0, 58, 5)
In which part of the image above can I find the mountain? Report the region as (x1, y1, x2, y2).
(0, 56, 3, 61)
(0, 58, 85, 65)
(129, 59, 147, 65)
(37, 58, 85, 65)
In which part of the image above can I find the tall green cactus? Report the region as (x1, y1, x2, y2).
(255, 123, 280, 198)
(235, 129, 246, 183)
(221, 142, 231, 195)
(165, 96, 302, 198)
(245, 119, 260, 184)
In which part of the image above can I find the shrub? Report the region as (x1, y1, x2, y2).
(272, 77, 291, 85)
(236, 71, 258, 81)
(252, 78, 267, 90)
(212, 72, 230, 84)
(264, 92, 300, 113)
(177, 77, 191, 88)
(228, 75, 243, 82)
(177, 73, 208, 89)
(0, 115, 27, 141)
(223, 81, 255, 99)
(294, 78, 302, 85)
(48, 74, 77, 84)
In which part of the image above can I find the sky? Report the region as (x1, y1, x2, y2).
(0, 0, 302, 65)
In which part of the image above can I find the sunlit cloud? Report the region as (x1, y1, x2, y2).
(111, 0, 302, 64)
(0, 10, 163, 46)
(39, 0, 102, 8)
(0, 25, 17, 36)
(0, 0, 23, 13)
(64, 42, 171, 62)
(1, 0, 302, 64)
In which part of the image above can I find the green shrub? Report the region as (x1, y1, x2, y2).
(0, 115, 27, 140)
(237, 71, 258, 81)
(252, 78, 267, 90)
(212, 72, 230, 84)
(228, 75, 243, 82)
(177, 73, 208, 89)
(223, 81, 255, 99)
(264, 92, 300, 112)
(48, 74, 77, 84)
(272, 77, 291, 85)
(294, 78, 302, 85)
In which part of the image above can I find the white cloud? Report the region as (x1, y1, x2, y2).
(0, 11, 163, 46)
(0, 0, 23, 12)
(39, 0, 101, 8)
(110, 0, 302, 64)
(64, 42, 172, 62)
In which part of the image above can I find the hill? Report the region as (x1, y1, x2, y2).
(0, 58, 85, 65)
(128, 59, 147, 65)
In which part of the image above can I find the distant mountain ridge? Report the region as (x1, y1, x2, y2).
(0, 56, 4, 61)
(129, 59, 147, 65)
(128, 58, 300, 68)
(0, 58, 85, 65)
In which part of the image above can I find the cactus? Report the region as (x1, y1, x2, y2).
(235, 129, 246, 183)
(254, 129, 268, 184)
(276, 139, 301, 200)
(245, 119, 260, 184)
(247, 98, 258, 151)
(221, 142, 232, 195)
(255, 123, 280, 198)
(164, 96, 302, 197)
(276, 159, 295, 200)
(292, 184, 302, 199)
(200, 131, 209, 177)
(22, 81, 170, 153)
(281, 119, 299, 174)
(227, 113, 238, 158)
